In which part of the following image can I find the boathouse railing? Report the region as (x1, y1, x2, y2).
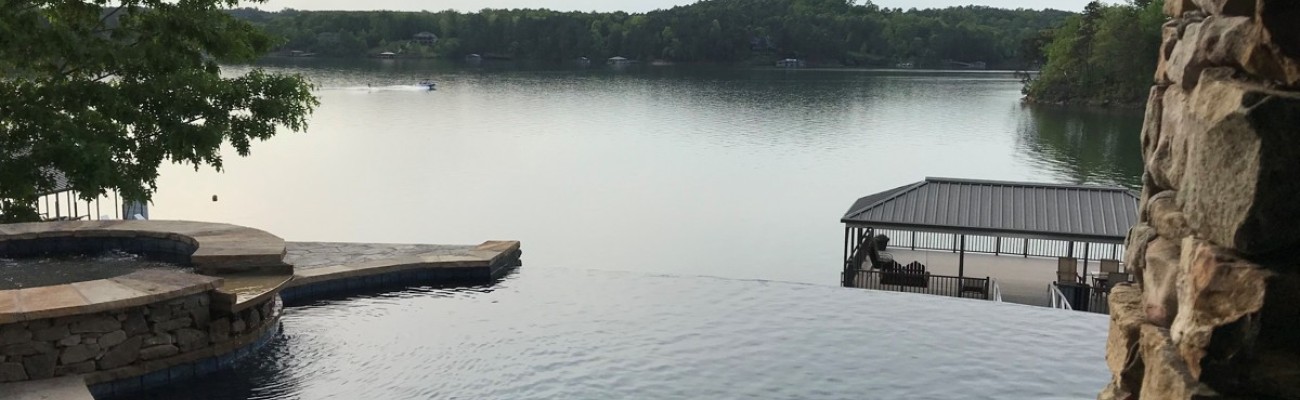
(1049, 282, 1111, 314)
(1048, 284, 1073, 310)
(872, 228, 1126, 262)
(847, 268, 994, 300)
(841, 228, 876, 286)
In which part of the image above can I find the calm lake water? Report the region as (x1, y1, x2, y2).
(153, 59, 1143, 285)
(134, 268, 1111, 400)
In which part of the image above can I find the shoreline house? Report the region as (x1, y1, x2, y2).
(412, 32, 439, 46)
(607, 56, 634, 66)
(776, 58, 806, 68)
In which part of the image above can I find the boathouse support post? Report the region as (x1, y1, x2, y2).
(842, 226, 852, 287)
(958, 234, 966, 281)
(1081, 242, 1091, 284)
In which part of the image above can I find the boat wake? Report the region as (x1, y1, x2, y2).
(327, 85, 435, 92)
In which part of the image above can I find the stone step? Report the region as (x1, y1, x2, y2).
(0, 375, 93, 400)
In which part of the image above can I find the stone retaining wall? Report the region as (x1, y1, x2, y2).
(1102, 0, 1300, 398)
(0, 293, 276, 384)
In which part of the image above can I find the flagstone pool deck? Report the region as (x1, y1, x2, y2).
(279, 240, 522, 302)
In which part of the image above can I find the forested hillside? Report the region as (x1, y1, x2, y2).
(1024, 0, 1165, 106)
(228, 0, 1073, 68)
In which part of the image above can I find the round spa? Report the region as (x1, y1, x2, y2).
(0, 221, 293, 397)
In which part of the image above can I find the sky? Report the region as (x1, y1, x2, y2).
(253, 0, 1095, 13)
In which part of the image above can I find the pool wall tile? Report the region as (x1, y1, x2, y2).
(89, 382, 114, 398)
(168, 362, 195, 381)
(110, 375, 142, 396)
(141, 369, 169, 389)
(196, 358, 218, 376)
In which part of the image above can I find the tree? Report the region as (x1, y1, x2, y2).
(230, 2, 1074, 69)
(0, 0, 318, 222)
(1025, 0, 1164, 106)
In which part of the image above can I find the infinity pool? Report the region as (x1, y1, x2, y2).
(132, 268, 1109, 399)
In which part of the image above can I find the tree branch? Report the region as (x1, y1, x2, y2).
(99, 4, 126, 27)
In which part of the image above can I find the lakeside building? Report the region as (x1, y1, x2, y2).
(776, 58, 806, 68)
(412, 31, 439, 46)
(841, 177, 1138, 313)
(607, 56, 634, 66)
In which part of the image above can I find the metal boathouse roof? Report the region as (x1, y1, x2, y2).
(842, 177, 1140, 243)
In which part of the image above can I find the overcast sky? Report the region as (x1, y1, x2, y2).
(252, 0, 1093, 13)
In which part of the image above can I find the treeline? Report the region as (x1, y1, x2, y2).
(228, 0, 1073, 69)
(1024, 0, 1165, 106)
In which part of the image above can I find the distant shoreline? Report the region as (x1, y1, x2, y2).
(261, 54, 1042, 74)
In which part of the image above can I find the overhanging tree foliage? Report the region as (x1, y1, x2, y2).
(0, 0, 317, 222)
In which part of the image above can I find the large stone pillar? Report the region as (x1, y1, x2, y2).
(1102, 0, 1300, 398)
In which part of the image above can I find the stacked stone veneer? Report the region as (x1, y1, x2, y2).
(1102, 0, 1300, 399)
(0, 294, 276, 384)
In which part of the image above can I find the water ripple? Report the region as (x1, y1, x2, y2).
(135, 268, 1109, 400)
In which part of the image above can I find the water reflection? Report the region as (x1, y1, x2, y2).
(158, 62, 1146, 285)
(132, 268, 1111, 400)
(1015, 104, 1144, 189)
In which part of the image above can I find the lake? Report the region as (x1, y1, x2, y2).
(153, 59, 1144, 286)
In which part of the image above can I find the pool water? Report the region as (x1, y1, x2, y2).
(133, 268, 1109, 399)
(0, 251, 190, 290)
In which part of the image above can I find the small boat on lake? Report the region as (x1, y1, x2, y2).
(418, 80, 437, 90)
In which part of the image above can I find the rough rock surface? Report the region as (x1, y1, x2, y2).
(0, 292, 277, 383)
(139, 344, 179, 361)
(1193, 0, 1255, 16)
(1103, 2, 1300, 398)
(97, 336, 142, 370)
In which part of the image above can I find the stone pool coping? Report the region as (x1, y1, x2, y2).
(0, 270, 221, 324)
(0, 220, 289, 274)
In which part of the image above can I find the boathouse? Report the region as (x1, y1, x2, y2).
(841, 177, 1140, 310)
